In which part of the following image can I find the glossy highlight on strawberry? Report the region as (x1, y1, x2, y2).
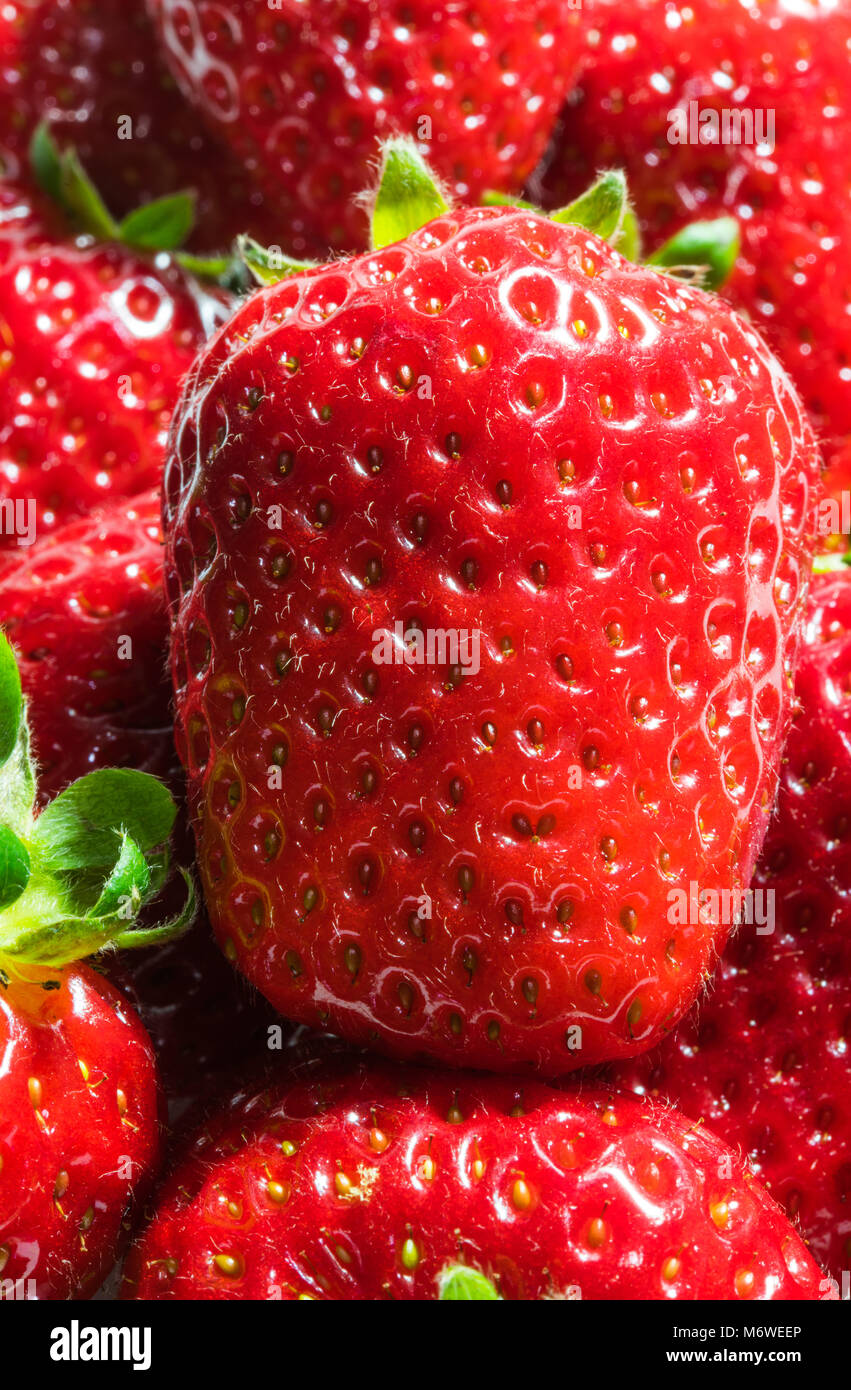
(122, 1053, 828, 1300)
(164, 155, 821, 1077)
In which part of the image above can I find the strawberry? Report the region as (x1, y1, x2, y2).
(0, 172, 228, 551)
(0, 492, 278, 1119)
(146, 0, 585, 256)
(163, 147, 820, 1076)
(534, 0, 851, 502)
(0, 490, 171, 802)
(122, 1052, 828, 1300)
(610, 565, 851, 1287)
(0, 962, 161, 1300)
(0, 0, 271, 251)
(0, 632, 191, 1299)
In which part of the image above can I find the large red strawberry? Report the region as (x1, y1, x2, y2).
(0, 493, 278, 1118)
(146, 0, 585, 256)
(0, 0, 272, 251)
(122, 1053, 828, 1300)
(0, 175, 228, 551)
(163, 148, 820, 1076)
(610, 565, 851, 1287)
(535, 0, 851, 501)
(0, 632, 192, 1299)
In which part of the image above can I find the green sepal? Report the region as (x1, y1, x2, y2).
(29, 122, 202, 258)
(648, 216, 740, 291)
(0, 826, 30, 910)
(551, 170, 629, 244)
(371, 138, 449, 251)
(238, 234, 317, 286)
(30, 768, 177, 878)
(0, 631, 23, 766)
(111, 867, 196, 951)
(89, 833, 150, 920)
(438, 1265, 501, 1301)
(118, 192, 196, 252)
(615, 206, 642, 262)
(482, 190, 539, 212)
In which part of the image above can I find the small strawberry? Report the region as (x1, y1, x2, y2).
(0, 0, 271, 251)
(163, 147, 820, 1076)
(610, 565, 851, 1287)
(122, 1053, 828, 1300)
(0, 631, 192, 1299)
(0, 154, 229, 552)
(0, 492, 278, 1118)
(535, 0, 851, 501)
(146, 0, 585, 255)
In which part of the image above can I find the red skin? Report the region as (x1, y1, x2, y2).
(146, 0, 585, 255)
(122, 1055, 827, 1300)
(164, 206, 820, 1076)
(0, 963, 161, 1300)
(0, 0, 273, 251)
(535, 0, 851, 498)
(0, 491, 171, 801)
(0, 493, 277, 1119)
(0, 181, 227, 549)
(610, 568, 851, 1284)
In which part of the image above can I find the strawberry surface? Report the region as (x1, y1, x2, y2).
(536, 0, 851, 498)
(611, 566, 851, 1285)
(146, 0, 585, 255)
(0, 491, 171, 801)
(0, 493, 277, 1120)
(164, 196, 820, 1075)
(0, 180, 226, 549)
(0, 962, 161, 1300)
(122, 1054, 827, 1300)
(0, 0, 270, 251)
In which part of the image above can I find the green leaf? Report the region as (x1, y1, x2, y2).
(89, 833, 150, 920)
(29, 122, 63, 203)
(551, 170, 628, 243)
(438, 1265, 501, 1301)
(57, 145, 120, 242)
(237, 234, 316, 286)
(0, 825, 30, 910)
(371, 138, 449, 251)
(649, 217, 740, 291)
(0, 633, 23, 766)
(118, 191, 196, 251)
(31, 769, 177, 875)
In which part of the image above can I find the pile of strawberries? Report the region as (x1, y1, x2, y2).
(0, 0, 848, 1304)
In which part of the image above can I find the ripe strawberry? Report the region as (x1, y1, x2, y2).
(610, 566, 851, 1286)
(0, 491, 171, 802)
(0, 492, 278, 1118)
(535, 0, 851, 499)
(0, 176, 227, 551)
(0, 632, 191, 1299)
(0, 0, 271, 251)
(122, 1053, 827, 1300)
(146, 0, 585, 256)
(0, 962, 161, 1300)
(163, 148, 820, 1076)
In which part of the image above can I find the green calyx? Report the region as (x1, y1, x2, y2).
(0, 632, 193, 970)
(29, 122, 236, 277)
(239, 138, 739, 295)
(437, 1265, 501, 1301)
